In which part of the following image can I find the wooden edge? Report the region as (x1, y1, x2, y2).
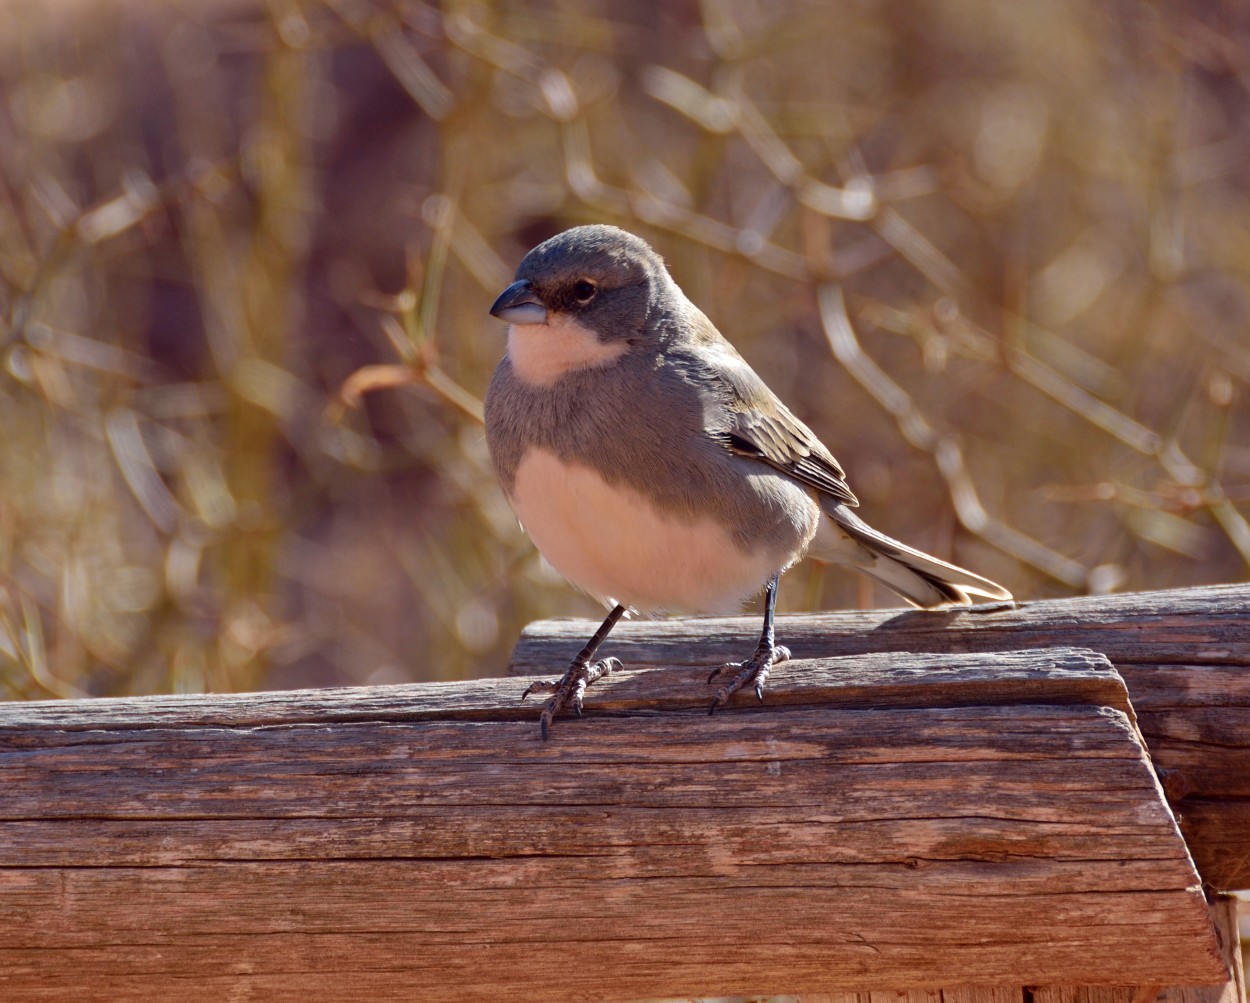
(1180, 805, 1250, 893)
(0, 646, 1127, 730)
(1031, 895, 1242, 1003)
(1208, 894, 1246, 1003)
(508, 583, 1250, 673)
(798, 895, 1241, 1003)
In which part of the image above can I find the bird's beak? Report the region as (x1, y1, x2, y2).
(489, 280, 547, 326)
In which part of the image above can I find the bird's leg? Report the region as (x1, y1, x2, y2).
(707, 573, 791, 714)
(521, 603, 627, 739)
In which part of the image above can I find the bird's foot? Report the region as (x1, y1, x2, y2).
(522, 656, 622, 740)
(706, 643, 791, 714)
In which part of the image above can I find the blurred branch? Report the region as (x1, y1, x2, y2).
(104, 408, 182, 534)
(819, 284, 1089, 587)
(1006, 330, 1162, 455)
(334, 305, 485, 427)
(334, 356, 484, 427)
(0, 593, 88, 699)
(5, 0, 1250, 705)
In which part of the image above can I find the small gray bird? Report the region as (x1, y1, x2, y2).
(485, 224, 1011, 737)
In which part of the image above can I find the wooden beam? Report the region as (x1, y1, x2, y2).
(0, 647, 1228, 1001)
(815, 901, 1242, 1003)
(1029, 896, 1245, 1003)
(510, 583, 1250, 890)
(828, 899, 1244, 1003)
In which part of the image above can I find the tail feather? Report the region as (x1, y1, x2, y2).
(812, 502, 1013, 609)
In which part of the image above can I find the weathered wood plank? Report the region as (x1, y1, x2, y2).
(1173, 803, 1250, 891)
(1207, 895, 1246, 1003)
(0, 647, 1126, 729)
(1030, 895, 1244, 1003)
(507, 585, 1250, 673)
(0, 648, 1227, 1001)
(733, 896, 1242, 1003)
(509, 584, 1250, 889)
(816, 988, 1025, 1003)
(940, 991, 1024, 1003)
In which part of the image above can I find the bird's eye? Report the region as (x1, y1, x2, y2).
(572, 280, 597, 303)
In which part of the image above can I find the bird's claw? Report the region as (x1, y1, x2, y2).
(707, 644, 790, 714)
(523, 656, 621, 739)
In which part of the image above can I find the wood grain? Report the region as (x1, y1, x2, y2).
(1026, 896, 1245, 1003)
(685, 944, 1245, 1003)
(510, 583, 1250, 890)
(0, 646, 1228, 1001)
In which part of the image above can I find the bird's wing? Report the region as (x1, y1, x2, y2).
(725, 402, 859, 506)
(682, 319, 860, 507)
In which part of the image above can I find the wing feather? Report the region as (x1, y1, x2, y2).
(725, 408, 859, 506)
(680, 316, 859, 507)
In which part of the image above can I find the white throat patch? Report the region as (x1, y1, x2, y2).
(507, 315, 628, 387)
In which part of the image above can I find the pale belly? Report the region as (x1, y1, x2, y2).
(508, 447, 807, 614)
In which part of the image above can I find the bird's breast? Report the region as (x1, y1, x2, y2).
(508, 446, 803, 614)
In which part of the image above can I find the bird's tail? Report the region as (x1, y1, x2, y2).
(811, 501, 1013, 609)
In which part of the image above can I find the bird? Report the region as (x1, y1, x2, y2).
(484, 224, 1012, 738)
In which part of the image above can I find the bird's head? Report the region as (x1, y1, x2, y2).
(489, 225, 675, 350)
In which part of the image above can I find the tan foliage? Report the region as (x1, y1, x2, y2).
(1, 0, 1248, 697)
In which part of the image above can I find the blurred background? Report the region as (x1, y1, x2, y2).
(2, 0, 1249, 704)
